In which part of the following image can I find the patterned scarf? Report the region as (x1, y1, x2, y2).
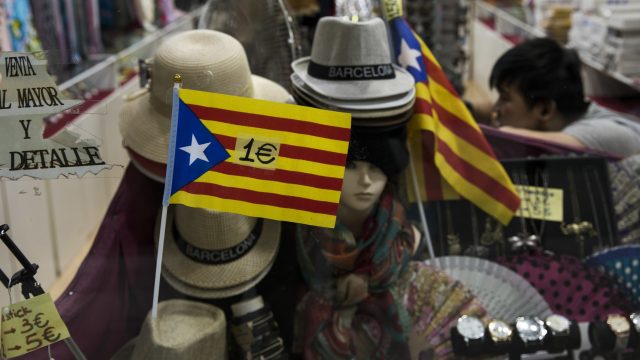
(294, 190, 416, 359)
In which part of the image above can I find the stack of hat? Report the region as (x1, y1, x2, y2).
(290, 16, 416, 131)
(119, 29, 291, 181)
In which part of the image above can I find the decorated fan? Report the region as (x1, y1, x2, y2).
(585, 244, 640, 307)
(426, 256, 551, 321)
(394, 261, 489, 359)
(497, 249, 633, 322)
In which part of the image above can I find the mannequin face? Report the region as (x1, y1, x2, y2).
(339, 161, 388, 218)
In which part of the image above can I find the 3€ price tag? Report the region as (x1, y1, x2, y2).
(1, 293, 70, 358)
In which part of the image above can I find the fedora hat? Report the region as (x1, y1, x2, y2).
(111, 299, 227, 360)
(120, 29, 291, 164)
(290, 81, 415, 118)
(291, 16, 414, 101)
(157, 205, 281, 299)
(291, 72, 415, 113)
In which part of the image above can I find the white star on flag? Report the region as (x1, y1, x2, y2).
(398, 39, 422, 72)
(180, 134, 211, 165)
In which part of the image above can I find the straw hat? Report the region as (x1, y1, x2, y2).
(111, 299, 227, 360)
(157, 205, 281, 299)
(120, 29, 290, 164)
(291, 16, 414, 101)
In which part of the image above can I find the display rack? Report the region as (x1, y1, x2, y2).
(472, 0, 640, 98)
(58, 7, 203, 93)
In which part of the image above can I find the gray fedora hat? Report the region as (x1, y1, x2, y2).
(291, 16, 414, 100)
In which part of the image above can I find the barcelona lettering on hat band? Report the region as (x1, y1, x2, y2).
(173, 219, 263, 264)
(307, 61, 396, 81)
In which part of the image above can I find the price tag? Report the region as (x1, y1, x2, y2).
(1, 293, 70, 358)
(515, 185, 564, 222)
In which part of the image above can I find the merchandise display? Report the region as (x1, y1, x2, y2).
(426, 256, 552, 320)
(3, 1, 640, 360)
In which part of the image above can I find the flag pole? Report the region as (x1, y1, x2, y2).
(152, 74, 182, 319)
(407, 146, 437, 265)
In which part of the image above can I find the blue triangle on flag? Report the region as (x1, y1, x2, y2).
(390, 17, 427, 83)
(170, 99, 230, 195)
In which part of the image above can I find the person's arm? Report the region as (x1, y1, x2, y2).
(498, 126, 586, 148)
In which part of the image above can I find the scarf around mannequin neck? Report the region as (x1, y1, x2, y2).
(294, 190, 416, 359)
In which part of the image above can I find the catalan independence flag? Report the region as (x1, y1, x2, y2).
(163, 88, 351, 228)
(384, 1, 520, 225)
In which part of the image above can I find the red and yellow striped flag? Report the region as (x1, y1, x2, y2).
(386, 2, 520, 224)
(164, 88, 351, 228)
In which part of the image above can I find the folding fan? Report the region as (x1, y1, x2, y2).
(394, 261, 489, 360)
(585, 244, 640, 307)
(497, 249, 633, 322)
(426, 256, 551, 321)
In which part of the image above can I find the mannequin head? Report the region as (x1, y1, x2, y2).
(338, 160, 388, 223)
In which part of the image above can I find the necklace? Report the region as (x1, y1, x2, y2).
(445, 201, 461, 255)
(507, 170, 541, 252)
(560, 167, 597, 258)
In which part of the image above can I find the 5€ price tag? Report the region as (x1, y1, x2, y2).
(1, 293, 70, 358)
(515, 185, 564, 222)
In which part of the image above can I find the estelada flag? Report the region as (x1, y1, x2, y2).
(162, 88, 351, 228)
(383, 0, 520, 225)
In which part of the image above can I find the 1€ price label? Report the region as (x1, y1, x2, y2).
(1, 293, 70, 358)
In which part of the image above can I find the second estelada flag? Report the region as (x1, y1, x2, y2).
(164, 88, 351, 228)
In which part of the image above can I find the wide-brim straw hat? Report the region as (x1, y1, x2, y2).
(120, 29, 291, 164)
(156, 205, 281, 299)
(110, 299, 227, 360)
(291, 16, 414, 101)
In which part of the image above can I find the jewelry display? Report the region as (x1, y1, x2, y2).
(487, 319, 513, 353)
(445, 201, 462, 255)
(508, 170, 544, 253)
(561, 167, 596, 258)
(452, 312, 581, 358)
(464, 203, 490, 258)
(515, 316, 547, 351)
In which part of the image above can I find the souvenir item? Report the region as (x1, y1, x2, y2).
(515, 316, 547, 349)
(294, 189, 415, 360)
(291, 17, 414, 101)
(607, 314, 631, 351)
(487, 320, 513, 350)
(544, 314, 572, 352)
(427, 256, 552, 320)
(119, 29, 290, 165)
(585, 244, 640, 307)
(157, 205, 281, 299)
(231, 296, 286, 360)
(394, 262, 488, 360)
(608, 154, 640, 244)
(453, 315, 485, 355)
(110, 299, 227, 360)
(498, 249, 632, 322)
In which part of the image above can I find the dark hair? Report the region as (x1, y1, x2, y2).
(489, 37, 589, 121)
(347, 127, 409, 181)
